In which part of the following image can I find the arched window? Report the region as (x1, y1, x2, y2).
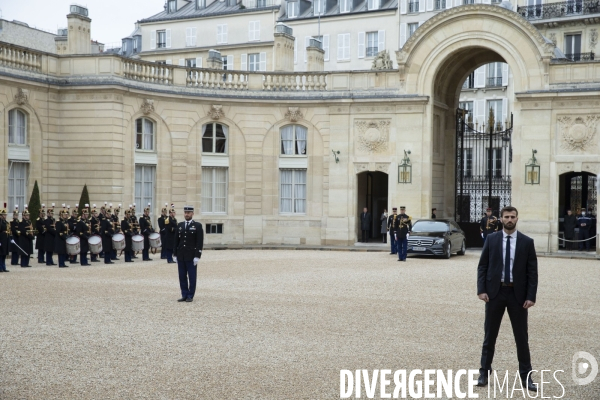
(280, 125, 307, 155)
(136, 117, 155, 151)
(202, 122, 228, 154)
(8, 109, 27, 145)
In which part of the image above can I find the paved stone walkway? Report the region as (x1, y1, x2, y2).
(0, 250, 598, 399)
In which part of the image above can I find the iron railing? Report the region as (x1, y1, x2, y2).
(486, 77, 503, 87)
(275, 23, 293, 36)
(408, 1, 420, 12)
(518, 0, 600, 20)
(565, 52, 595, 61)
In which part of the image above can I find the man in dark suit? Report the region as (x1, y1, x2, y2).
(577, 208, 592, 251)
(173, 205, 203, 303)
(563, 209, 577, 251)
(360, 207, 372, 243)
(476, 206, 538, 391)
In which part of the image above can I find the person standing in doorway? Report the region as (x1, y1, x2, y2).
(360, 207, 372, 243)
(387, 208, 398, 254)
(563, 209, 577, 251)
(577, 208, 592, 251)
(380, 209, 388, 244)
(431, 208, 437, 219)
(476, 206, 538, 392)
(173, 206, 204, 303)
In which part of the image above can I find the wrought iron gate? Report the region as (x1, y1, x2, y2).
(454, 109, 513, 245)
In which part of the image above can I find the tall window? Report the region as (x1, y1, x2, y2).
(459, 101, 474, 125)
(462, 71, 475, 89)
(526, 0, 542, 18)
(487, 62, 503, 87)
(463, 149, 473, 178)
(8, 109, 27, 145)
(565, 34, 582, 60)
(340, 0, 352, 12)
(408, 0, 419, 12)
(202, 123, 228, 154)
(486, 148, 503, 178)
(157, 30, 166, 48)
(135, 165, 155, 217)
(281, 125, 307, 155)
(408, 23, 419, 38)
(202, 167, 228, 214)
(486, 100, 503, 127)
(368, 0, 380, 9)
(168, 0, 177, 12)
(288, 1, 299, 17)
(8, 161, 28, 214)
(217, 24, 228, 44)
(280, 169, 306, 214)
(366, 32, 378, 57)
(435, 0, 446, 9)
(136, 118, 154, 151)
(248, 53, 260, 71)
(337, 33, 350, 61)
(249, 21, 260, 41)
(314, 0, 325, 15)
(197, 0, 206, 9)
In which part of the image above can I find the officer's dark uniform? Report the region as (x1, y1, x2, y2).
(44, 210, 56, 266)
(394, 210, 412, 261)
(98, 208, 107, 257)
(0, 210, 10, 272)
(90, 211, 101, 262)
(18, 214, 34, 267)
(68, 211, 79, 263)
(110, 211, 121, 260)
(101, 215, 115, 264)
(54, 214, 69, 268)
(479, 210, 499, 243)
(387, 209, 398, 254)
(577, 211, 593, 251)
(139, 211, 154, 261)
(10, 213, 21, 265)
(164, 212, 177, 263)
(173, 206, 204, 301)
(121, 213, 134, 263)
(75, 213, 91, 266)
(35, 211, 45, 263)
(158, 210, 167, 259)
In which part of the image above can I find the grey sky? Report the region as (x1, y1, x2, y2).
(1, 0, 165, 48)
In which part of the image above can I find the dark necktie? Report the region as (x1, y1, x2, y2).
(185, 222, 189, 230)
(504, 235, 511, 283)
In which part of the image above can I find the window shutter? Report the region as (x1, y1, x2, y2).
(294, 38, 298, 64)
(400, 23, 407, 48)
(255, 21, 260, 41)
(304, 36, 310, 63)
(179, 58, 185, 66)
(191, 27, 197, 46)
(217, 25, 222, 43)
(377, 30, 385, 53)
(502, 63, 509, 86)
(222, 25, 228, 43)
(400, 0, 407, 14)
(186, 27, 191, 46)
(358, 32, 365, 58)
(150, 30, 156, 49)
(454, 0, 461, 6)
(249, 22, 253, 41)
(427, 0, 434, 10)
(166, 29, 171, 48)
(241, 53, 247, 70)
(419, 0, 425, 12)
(502, 98, 508, 127)
(337, 34, 343, 60)
(446, 0, 453, 8)
(474, 66, 485, 88)
(475, 99, 485, 126)
(196, 57, 203, 68)
(259, 52, 267, 71)
(227, 55, 234, 70)
(323, 34, 330, 61)
(345, 34, 350, 60)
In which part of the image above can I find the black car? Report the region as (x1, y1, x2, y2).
(406, 219, 466, 259)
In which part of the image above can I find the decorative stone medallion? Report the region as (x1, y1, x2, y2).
(141, 99, 154, 115)
(15, 88, 29, 106)
(557, 115, 600, 151)
(208, 105, 224, 120)
(355, 120, 390, 153)
(285, 107, 303, 122)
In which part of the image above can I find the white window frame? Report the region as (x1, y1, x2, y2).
(8, 161, 28, 215)
(249, 21, 261, 41)
(314, 0, 326, 15)
(186, 27, 197, 47)
(280, 169, 307, 214)
(168, 0, 177, 13)
(217, 24, 228, 44)
(280, 124, 308, 156)
(136, 117, 155, 152)
(341, 0, 352, 12)
(337, 33, 350, 61)
(8, 108, 27, 146)
(202, 167, 228, 214)
(202, 122, 229, 154)
(248, 53, 260, 71)
(135, 165, 156, 219)
(368, 0, 380, 10)
(486, 99, 503, 128)
(287, 1, 299, 17)
(366, 31, 378, 57)
(157, 30, 167, 48)
(408, 23, 419, 38)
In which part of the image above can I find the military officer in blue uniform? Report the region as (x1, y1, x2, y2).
(35, 206, 46, 264)
(577, 208, 593, 251)
(139, 204, 154, 261)
(173, 205, 204, 303)
(479, 207, 499, 243)
(101, 206, 115, 264)
(44, 204, 57, 266)
(18, 205, 34, 268)
(68, 205, 79, 263)
(0, 206, 9, 272)
(158, 203, 168, 259)
(75, 205, 92, 266)
(395, 206, 412, 262)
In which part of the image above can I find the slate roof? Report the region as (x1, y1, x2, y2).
(279, 0, 397, 21)
(139, 0, 280, 23)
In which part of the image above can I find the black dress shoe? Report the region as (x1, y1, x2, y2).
(185, 297, 193, 302)
(143, 258, 153, 261)
(80, 263, 91, 266)
(105, 261, 115, 264)
(522, 377, 537, 392)
(167, 261, 176, 263)
(59, 265, 69, 268)
(3, 269, 9, 272)
(21, 265, 32, 268)
(177, 297, 187, 302)
(125, 260, 134, 263)
(389, 252, 395, 254)
(476, 373, 488, 387)
(92, 260, 101, 263)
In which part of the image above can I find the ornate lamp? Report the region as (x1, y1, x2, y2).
(398, 150, 412, 184)
(525, 149, 540, 185)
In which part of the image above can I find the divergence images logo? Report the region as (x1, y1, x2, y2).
(572, 351, 598, 386)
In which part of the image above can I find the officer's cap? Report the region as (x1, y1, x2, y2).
(184, 205, 194, 212)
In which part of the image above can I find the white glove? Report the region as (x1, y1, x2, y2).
(406, 233, 410, 239)
(172, 256, 177, 262)
(481, 233, 484, 238)
(193, 257, 199, 266)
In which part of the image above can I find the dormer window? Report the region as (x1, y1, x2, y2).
(168, 0, 177, 13)
(314, 0, 325, 15)
(197, 0, 206, 8)
(340, 0, 352, 13)
(287, 1, 299, 17)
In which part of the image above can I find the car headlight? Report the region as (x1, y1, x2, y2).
(434, 239, 445, 245)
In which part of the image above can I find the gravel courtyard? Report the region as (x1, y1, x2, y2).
(1, 250, 599, 399)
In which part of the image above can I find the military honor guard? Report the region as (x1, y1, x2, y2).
(130, 204, 139, 258)
(18, 205, 34, 268)
(0, 206, 9, 272)
(54, 205, 70, 268)
(158, 203, 169, 259)
(110, 204, 121, 260)
(98, 203, 108, 258)
(387, 207, 398, 255)
(68, 205, 79, 263)
(75, 205, 92, 266)
(44, 203, 57, 266)
(35, 205, 46, 264)
(89, 205, 101, 262)
(164, 205, 177, 263)
(480, 208, 499, 243)
(395, 206, 412, 262)
(121, 208, 134, 263)
(577, 208, 593, 251)
(139, 203, 154, 261)
(101, 205, 115, 264)
(10, 206, 21, 265)
(173, 205, 204, 302)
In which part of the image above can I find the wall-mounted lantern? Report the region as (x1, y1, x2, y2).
(525, 149, 540, 185)
(398, 150, 412, 183)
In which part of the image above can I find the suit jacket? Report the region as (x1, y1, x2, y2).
(0, 219, 9, 256)
(477, 230, 538, 305)
(173, 220, 204, 261)
(360, 212, 372, 230)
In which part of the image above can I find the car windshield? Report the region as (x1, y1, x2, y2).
(411, 221, 449, 233)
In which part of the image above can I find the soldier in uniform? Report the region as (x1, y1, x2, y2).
(68, 204, 79, 263)
(577, 208, 593, 251)
(54, 205, 70, 268)
(139, 204, 154, 261)
(89, 205, 101, 262)
(10, 206, 21, 265)
(431, 208, 437, 219)
(101, 206, 115, 264)
(158, 203, 168, 259)
(35, 205, 46, 264)
(130, 204, 139, 258)
(387, 207, 398, 255)
(121, 209, 134, 263)
(395, 206, 412, 262)
(0, 206, 9, 272)
(75, 205, 92, 266)
(164, 205, 177, 263)
(173, 205, 204, 302)
(18, 205, 34, 268)
(479, 207, 499, 243)
(44, 203, 57, 266)
(110, 204, 121, 260)
(98, 203, 108, 258)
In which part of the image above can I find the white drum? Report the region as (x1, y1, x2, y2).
(149, 232, 162, 249)
(132, 234, 144, 252)
(112, 233, 125, 251)
(66, 236, 80, 256)
(88, 235, 103, 255)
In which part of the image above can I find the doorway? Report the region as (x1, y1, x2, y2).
(357, 171, 388, 242)
(558, 172, 597, 250)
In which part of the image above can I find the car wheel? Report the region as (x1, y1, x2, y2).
(457, 240, 466, 255)
(444, 242, 451, 259)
